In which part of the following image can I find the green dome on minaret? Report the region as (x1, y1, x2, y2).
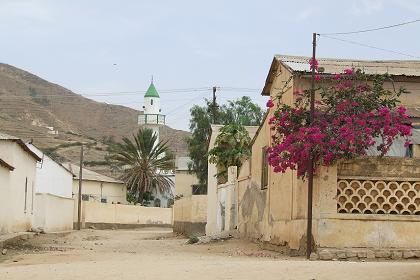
(144, 82, 160, 98)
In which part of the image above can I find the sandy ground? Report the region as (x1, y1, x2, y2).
(0, 228, 420, 280)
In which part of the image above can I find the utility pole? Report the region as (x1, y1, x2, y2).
(77, 145, 84, 230)
(306, 32, 317, 259)
(212, 86, 217, 124)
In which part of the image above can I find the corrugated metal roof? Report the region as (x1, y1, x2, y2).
(276, 54, 420, 76)
(65, 163, 124, 184)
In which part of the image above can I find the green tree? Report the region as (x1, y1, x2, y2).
(208, 123, 252, 182)
(109, 128, 174, 204)
(220, 96, 264, 126)
(187, 96, 263, 187)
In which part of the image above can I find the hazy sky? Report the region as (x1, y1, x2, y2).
(1, 0, 420, 131)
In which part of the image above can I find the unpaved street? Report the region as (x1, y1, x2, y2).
(0, 228, 420, 280)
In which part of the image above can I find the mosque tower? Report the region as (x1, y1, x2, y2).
(138, 78, 166, 142)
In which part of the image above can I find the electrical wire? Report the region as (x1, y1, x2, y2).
(320, 35, 420, 60)
(319, 19, 420, 35)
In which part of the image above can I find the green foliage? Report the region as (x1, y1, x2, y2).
(188, 96, 263, 187)
(208, 124, 251, 182)
(220, 96, 264, 126)
(108, 128, 175, 204)
(187, 101, 213, 185)
(187, 235, 199, 244)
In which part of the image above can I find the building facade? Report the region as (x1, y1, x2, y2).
(0, 133, 41, 233)
(236, 55, 420, 257)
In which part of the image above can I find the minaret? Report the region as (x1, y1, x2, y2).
(138, 79, 166, 142)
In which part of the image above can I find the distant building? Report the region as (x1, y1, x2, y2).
(66, 163, 127, 205)
(175, 156, 200, 198)
(0, 132, 41, 233)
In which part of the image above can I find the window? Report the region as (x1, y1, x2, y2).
(24, 177, 28, 213)
(101, 198, 107, 203)
(82, 194, 90, 201)
(406, 144, 414, 158)
(150, 99, 153, 105)
(261, 147, 268, 189)
(31, 181, 34, 214)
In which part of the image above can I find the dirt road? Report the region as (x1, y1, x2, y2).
(0, 228, 419, 280)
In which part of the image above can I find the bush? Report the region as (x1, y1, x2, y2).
(187, 235, 199, 244)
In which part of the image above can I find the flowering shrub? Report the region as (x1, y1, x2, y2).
(267, 63, 412, 178)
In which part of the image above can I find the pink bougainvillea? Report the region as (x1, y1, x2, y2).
(267, 66, 412, 178)
(266, 99, 274, 108)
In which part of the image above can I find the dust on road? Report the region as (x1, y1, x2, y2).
(0, 228, 420, 280)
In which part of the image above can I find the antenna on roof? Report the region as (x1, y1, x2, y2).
(151, 75, 154, 84)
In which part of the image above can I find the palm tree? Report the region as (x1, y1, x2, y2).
(109, 128, 174, 204)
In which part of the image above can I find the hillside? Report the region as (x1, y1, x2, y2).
(0, 63, 190, 176)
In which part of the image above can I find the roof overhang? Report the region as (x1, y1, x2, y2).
(0, 158, 15, 171)
(261, 57, 281, 96)
(13, 140, 41, 161)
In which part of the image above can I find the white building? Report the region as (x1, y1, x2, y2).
(66, 163, 127, 204)
(0, 133, 40, 234)
(28, 144, 74, 232)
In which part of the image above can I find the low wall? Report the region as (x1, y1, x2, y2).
(34, 193, 74, 232)
(78, 201, 173, 229)
(173, 195, 207, 236)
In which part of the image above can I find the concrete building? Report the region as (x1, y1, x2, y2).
(66, 163, 127, 204)
(205, 125, 259, 236)
(0, 133, 41, 234)
(28, 144, 74, 232)
(236, 55, 420, 258)
(175, 156, 200, 198)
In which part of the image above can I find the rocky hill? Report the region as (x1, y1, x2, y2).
(0, 63, 190, 176)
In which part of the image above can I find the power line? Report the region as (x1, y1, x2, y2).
(320, 35, 420, 60)
(319, 19, 420, 35)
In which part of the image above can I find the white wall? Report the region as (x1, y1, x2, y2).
(144, 96, 160, 114)
(0, 141, 37, 233)
(33, 193, 74, 232)
(80, 201, 173, 226)
(28, 144, 73, 198)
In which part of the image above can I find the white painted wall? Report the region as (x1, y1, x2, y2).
(0, 141, 37, 233)
(27, 144, 73, 198)
(144, 96, 160, 115)
(33, 193, 74, 232)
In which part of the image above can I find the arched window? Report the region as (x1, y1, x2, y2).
(150, 99, 153, 105)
